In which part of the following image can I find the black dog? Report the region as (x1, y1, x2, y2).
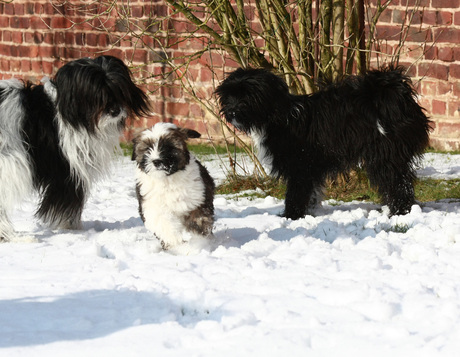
(216, 67, 431, 219)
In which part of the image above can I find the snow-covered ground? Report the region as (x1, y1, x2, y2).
(1, 152, 460, 356)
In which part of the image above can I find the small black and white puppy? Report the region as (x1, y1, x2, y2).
(132, 123, 215, 250)
(0, 55, 150, 241)
(216, 67, 432, 219)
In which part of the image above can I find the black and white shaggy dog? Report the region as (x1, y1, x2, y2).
(0, 55, 150, 241)
(216, 67, 432, 220)
(132, 123, 215, 250)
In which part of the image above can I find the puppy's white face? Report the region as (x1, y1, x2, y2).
(132, 123, 192, 177)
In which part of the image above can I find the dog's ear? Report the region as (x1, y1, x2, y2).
(179, 128, 201, 139)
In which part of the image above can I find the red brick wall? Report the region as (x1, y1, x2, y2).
(1, 0, 459, 149)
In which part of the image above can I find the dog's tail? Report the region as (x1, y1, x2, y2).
(363, 66, 432, 155)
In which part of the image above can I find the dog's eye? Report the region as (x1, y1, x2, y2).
(108, 107, 121, 117)
(227, 111, 237, 119)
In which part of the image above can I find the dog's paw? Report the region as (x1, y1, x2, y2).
(280, 210, 307, 220)
(164, 234, 213, 255)
(6, 234, 38, 243)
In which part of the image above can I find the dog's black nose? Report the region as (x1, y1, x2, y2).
(152, 160, 163, 168)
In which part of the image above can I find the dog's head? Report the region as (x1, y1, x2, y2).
(53, 55, 151, 133)
(215, 68, 292, 133)
(132, 123, 201, 176)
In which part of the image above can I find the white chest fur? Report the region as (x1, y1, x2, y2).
(136, 156, 206, 246)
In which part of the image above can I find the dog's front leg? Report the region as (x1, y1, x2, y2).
(0, 210, 15, 242)
(35, 181, 85, 230)
(282, 177, 315, 220)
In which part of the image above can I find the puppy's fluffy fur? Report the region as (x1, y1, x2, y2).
(216, 67, 431, 219)
(0, 55, 150, 241)
(132, 123, 215, 249)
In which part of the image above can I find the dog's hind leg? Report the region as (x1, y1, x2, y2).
(367, 163, 416, 216)
(385, 172, 415, 216)
(283, 177, 317, 220)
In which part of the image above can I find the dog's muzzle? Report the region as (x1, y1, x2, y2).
(226, 111, 237, 123)
(152, 159, 175, 174)
(224, 110, 246, 132)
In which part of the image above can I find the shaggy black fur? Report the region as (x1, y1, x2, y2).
(0, 55, 150, 240)
(216, 67, 432, 219)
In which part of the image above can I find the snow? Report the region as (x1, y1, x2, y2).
(1, 152, 460, 356)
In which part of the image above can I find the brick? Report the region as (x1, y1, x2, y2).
(4, 3, 14, 15)
(3, 30, 11, 42)
(10, 16, 30, 29)
(453, 82, 460, 97)
(200, 68, 214, 82)
(1, 59, 9, 72)
(98, 34, 109, 47)
(448, 101, 460, 117)
(0, 44, 11, 56)
(131, 5, 143, 17)
(432, 0, 460, 7)
(438, 11, 453, 25)
(434, 28, 460, 43)
(75, 33, 85, 46)
(29, 45, 39, 58)
(18, 45, 32, 57)
(132, 49, 148, 63)
(0, 16, 8, 27)
(65, 32, 75, 45)
(455, 11, 460, 25)
(393, 9, 422, 25)
(43, 33, 54, 44)
(31, 60, 42, 74)
(63, 47, 84, 59)
(424, 46, 437, 60)
(400, 0, 430, 6)
(38, 46, 57, 58)
(166, 101, 189, 117)
(437, 122, 460, 137)
(14, 3, 24, 16)
(169, 86, 183, 99)
(25, 32, 34, 43)
(86, 33, 98, 46)
(41, 2, 55, 15)
(432, 100, 447, 115)
(10, 59, 21, 72)
(437, 81, 452, 95)
(421, 80, 437, 95)
(418, 63, 449, 81)
(42, 61, 54, 75)
(438, 47, 454, 62)
(30, 16, 51, 30)
(406, 27, 433, 42)
(190, 103, 203, 117)
(25, 3, 34, 15)
(449, 64, 460, 79)
(422, 10, 452, 26)
(55, 32, 66, 44)
(50, 17, 72, 29)
(12, 31, 22, 44)
(21, 59, 31, 72)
